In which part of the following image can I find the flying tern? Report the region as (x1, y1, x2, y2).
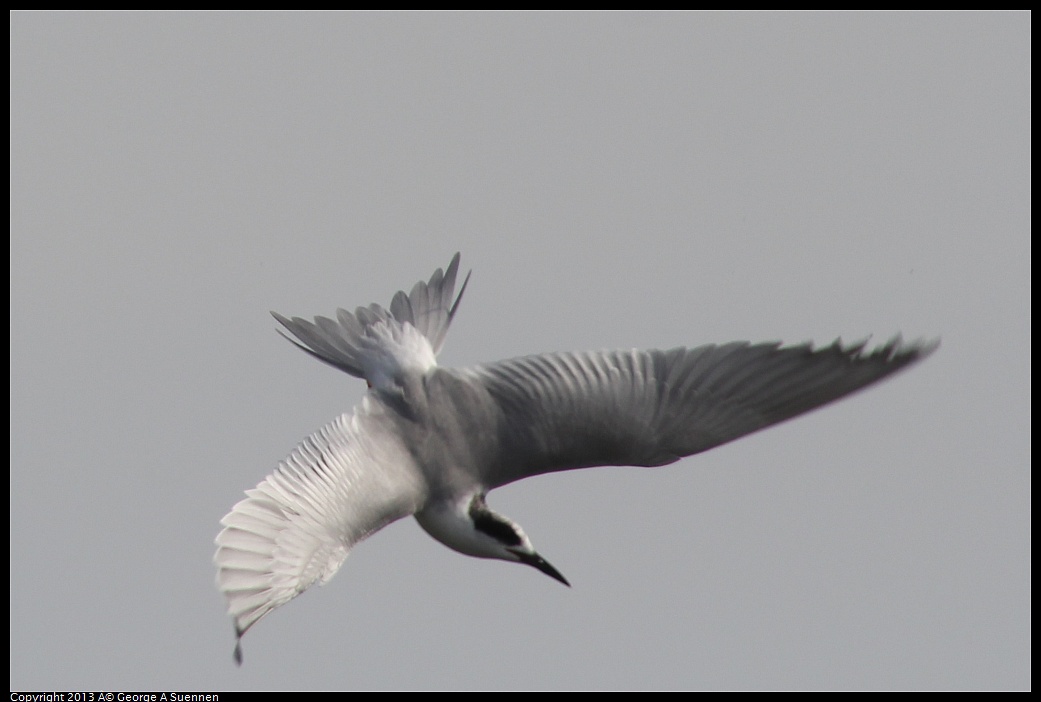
(214, 253, 936, 663)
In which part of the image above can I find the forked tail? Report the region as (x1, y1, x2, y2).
(272, 253, 470, 384)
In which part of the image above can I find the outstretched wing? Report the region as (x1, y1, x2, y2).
(271, 252, 471, 382)
(214, 398, 428, 663)
(471, 336, 937, 488)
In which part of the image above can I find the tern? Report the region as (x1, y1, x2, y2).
(214, 253, 936, 663)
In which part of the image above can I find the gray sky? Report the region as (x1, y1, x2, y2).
(10, 11, 1029, 691)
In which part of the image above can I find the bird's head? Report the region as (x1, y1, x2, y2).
(415, 492, 570, 586)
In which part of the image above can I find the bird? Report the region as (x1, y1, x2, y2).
(214, 253, 936, 664)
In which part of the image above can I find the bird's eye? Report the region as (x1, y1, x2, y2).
(471, 507, 523, 547)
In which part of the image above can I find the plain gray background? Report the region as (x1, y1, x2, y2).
(10, 11, 1029, 691)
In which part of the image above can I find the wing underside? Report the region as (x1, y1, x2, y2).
(214, 399, 427, 661)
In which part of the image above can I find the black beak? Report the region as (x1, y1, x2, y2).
(510, 549, 571, 587)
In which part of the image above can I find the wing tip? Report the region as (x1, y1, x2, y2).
(860, 333, 941, 367)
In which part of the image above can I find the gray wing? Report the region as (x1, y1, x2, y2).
(471, 336, 937, 488)
(214, 397, 428, 662)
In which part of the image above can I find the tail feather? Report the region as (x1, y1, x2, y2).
(273, 253, 470, 381)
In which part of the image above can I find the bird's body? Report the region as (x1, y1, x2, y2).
(215, 253, 936, 663)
